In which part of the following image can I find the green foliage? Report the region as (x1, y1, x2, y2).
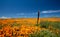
(37, 21, 60, 37)
(50, 21, 60, 30)
(0, 25, 3, 29)
(40, 21, 60, 30)
(11, 22, 21, 27)
(29, 30, 58, 37)
(40, 21, 51, 28)
(35, 24, 40, 26)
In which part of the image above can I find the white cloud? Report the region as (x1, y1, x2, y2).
(42, 10, 60, 13)
(0, 16, 11, 19)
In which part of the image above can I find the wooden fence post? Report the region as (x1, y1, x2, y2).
(37, 10, 40, 24)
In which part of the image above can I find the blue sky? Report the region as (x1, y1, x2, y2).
(0, 0, 60, 18)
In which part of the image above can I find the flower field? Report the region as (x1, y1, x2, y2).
(0, 18, 60, 37)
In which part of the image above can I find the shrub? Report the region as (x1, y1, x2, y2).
(29, 29, 58, 37)
(11, 22, 21, 27)
(40, 21, 60, 30)
(0, 25, 3, 29)
(40, 21, 51, 28)
(50, 21, 60, 30)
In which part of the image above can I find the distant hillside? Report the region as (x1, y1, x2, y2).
(0, 18, 60, 25)
(40, 18, 60, 21)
